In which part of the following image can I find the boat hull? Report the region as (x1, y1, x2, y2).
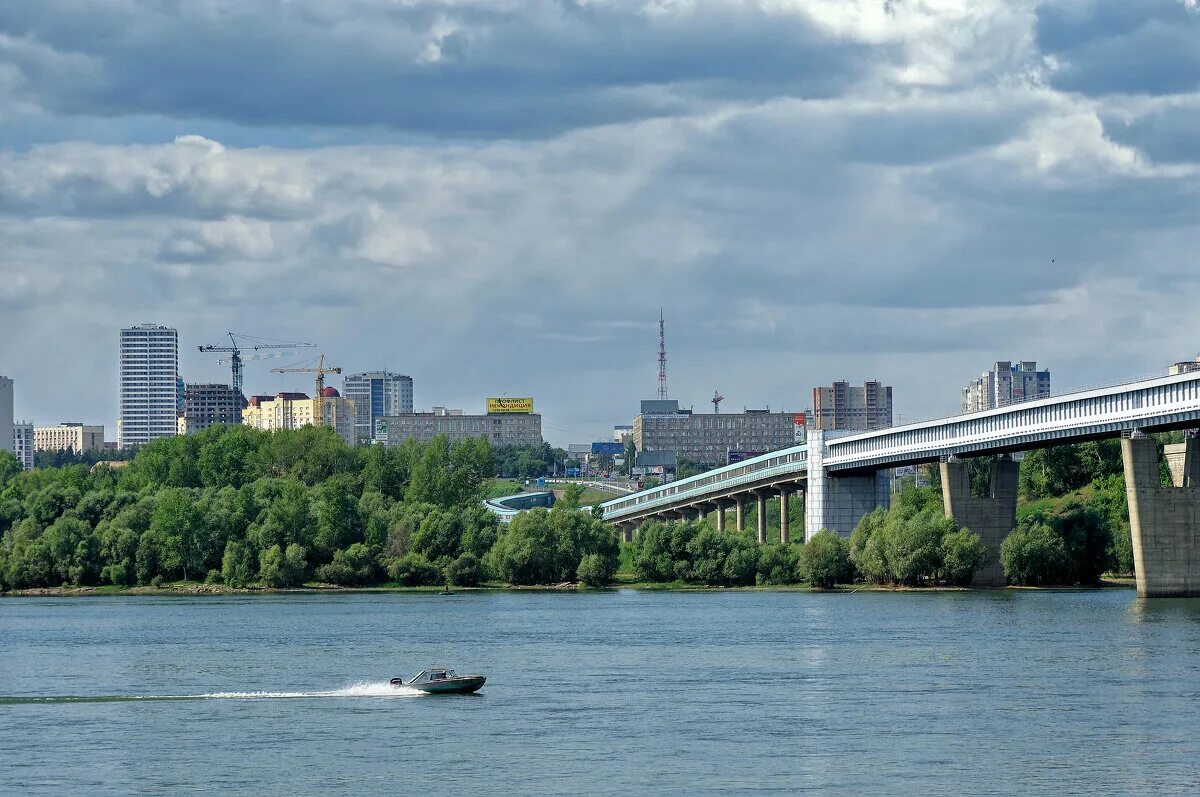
(394, 676, 486, 694)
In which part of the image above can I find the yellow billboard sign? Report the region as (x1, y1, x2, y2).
(487, 397, 534, 414)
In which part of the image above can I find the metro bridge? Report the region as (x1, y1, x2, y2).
(601, 370, 1200, 597)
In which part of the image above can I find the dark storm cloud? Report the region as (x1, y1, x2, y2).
(1037, 0, 1200, 96)
(0, 0, 873, 138)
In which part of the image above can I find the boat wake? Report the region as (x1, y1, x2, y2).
(0, 682, 424, 705)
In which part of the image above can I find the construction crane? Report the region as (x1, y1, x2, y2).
(271, 355, 343, 427)
(712, 390, 724, 414)
(198, 332, 316, 394)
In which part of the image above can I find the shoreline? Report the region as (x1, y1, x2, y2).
(1, 577, 1138, 598)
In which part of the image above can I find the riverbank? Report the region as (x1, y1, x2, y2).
(0, 575, 1138, 597)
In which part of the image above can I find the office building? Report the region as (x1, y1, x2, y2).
(379, 404, 542, 447)
(1168, 357, 1200, 376)
(812, 381, 893, 431)
(34, 424, 105, 454)
(962, 361, 1051, 413)
(633, 399, 802, 467)
(0, 376, 12, 456)
(180, 383, 245, 435)
(118, 324, 180, 448)
(12, 421, 34, 470)
(613, 425, 634, 444)
(342, 372, 414, 443)
(242, 390, 356, 446)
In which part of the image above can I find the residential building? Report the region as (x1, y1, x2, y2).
(613, 425, 634, 443)
(342, 371, 414, 443)
(633, 399, 802, 467)
(118, 324, 179, 448)
(241, 389, 356, 446)
(12, 421, 34, 471)
(1168, 357, 1200, 376)
(962, 361, 1051, 413)
(811, 381, 893, 431)
(379, 409, 542, 447)
(180, 383, 245, 434)
(34, 424, 105, 454)
(0, 376, 12, 455)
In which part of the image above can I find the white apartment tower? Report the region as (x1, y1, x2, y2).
(0, 376, 12, 455)
(962, 361, 1052, 413)
(118, 324, 180, 448)
(342, 371, 414, 442)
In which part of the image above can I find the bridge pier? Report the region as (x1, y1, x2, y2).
(1123, 435, 1200, 597)
(715, 501, 727, 532)
(779, 488, 790, 545)
(735, 496, 746, 533)
(940, 456, 1019, 588)
(804, 430, 890, 540)
(755, 492, 767, 544)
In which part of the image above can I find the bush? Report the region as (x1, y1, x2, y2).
(756, 543, 801, 586)
(577, 553, 614, 587)
(940, 529, 987, 586)
(221, 539, 254, 587)
(314, 543, 381, 586)
(799, 530, 853, 589)
(204, 569, 222, 584)
(387, 552, 441, 586)
(1000, 522, 1069, 586)
(259, 543, 308, 588)
(445, 552, 482, 587)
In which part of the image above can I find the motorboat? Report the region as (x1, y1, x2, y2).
(390, 668, 486, 694)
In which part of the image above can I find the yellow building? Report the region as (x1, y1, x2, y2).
(242, 390, 356, 445)
(34, 423, 106, 454)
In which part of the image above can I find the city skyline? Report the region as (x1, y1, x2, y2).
(2, 2, 1199, 444)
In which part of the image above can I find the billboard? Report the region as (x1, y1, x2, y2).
(487, 397, 534, 414)
(728, 450, 764, 464)
(591, 442, 624, 456)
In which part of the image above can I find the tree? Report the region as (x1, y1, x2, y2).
(1000, 522, 1069, 586)
(799, 530, 852, 589)
(940, 529, 987, 586)
(446, 552, 482, 587)
(259, 544, 308, 587)
(576, 553, 614, 587)
(314, 543, 380, 586)
(756, 543, 801, 586)
(387, 552, 441, 586)
(221, 539, 255, 587)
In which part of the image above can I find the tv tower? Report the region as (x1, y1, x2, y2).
(657, 308, 668, 400)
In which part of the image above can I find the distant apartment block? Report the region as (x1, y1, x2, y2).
(812, 381, 893, 431)
(962, 361, 1051, 413)
(1168, 357, 1200, 376)
(342, 371, 414, 443)
(34, 424, 105, 454)
(242, 390, 356, 446)
(12, 421, 34, 470)
(379, 409, 542, 447)
(180, 383, 245, 435)
(118, 324, 179, 448)
(0, 376, 12, 456)
(634, 399, 800, 466)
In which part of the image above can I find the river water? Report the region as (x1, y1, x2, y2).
(2, 589, 1199, 795)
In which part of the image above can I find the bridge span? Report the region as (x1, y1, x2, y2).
(602, 370, 1200, 597)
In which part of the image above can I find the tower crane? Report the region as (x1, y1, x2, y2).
(198, 332, 316, 394)
(271, 355, 343, 427)
(712, 390, 724, 414)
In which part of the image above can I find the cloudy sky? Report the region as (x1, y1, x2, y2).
(1, 0, 1198, 445)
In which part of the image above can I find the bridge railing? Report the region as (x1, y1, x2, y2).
(602, 445, 808, 519)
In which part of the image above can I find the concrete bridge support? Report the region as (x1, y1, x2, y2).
(755, 492, 767, 544)
(1123, 436, 1200, 597)
(715, 502, 726, 532)
(804, 429, 890, 540)
(779, 488, 790, 545)
(941, 456, 1019, 588)
(735, 496, 746, 533)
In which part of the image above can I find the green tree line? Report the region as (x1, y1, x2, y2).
(0, 426, 615, 592)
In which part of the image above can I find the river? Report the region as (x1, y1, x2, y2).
(2, 589, 1199, 795)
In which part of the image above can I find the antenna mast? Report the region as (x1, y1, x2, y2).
(657, 308, 668, 400)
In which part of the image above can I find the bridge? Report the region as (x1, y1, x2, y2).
(601, 370, 1200, 597)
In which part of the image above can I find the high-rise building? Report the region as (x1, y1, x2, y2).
(1168, 357, 1200, 376)
(242, 390, 357, 446)
(180, 383, 245, 434)
(118, 324, 180, 448)
(34, 424, 105, 454)
(12, 421, 34, 470)
(0, 376, 12, 456)
(633, 399, 802, 467)
(962, 361, 1051, 413)
(812, 381, 893, 431)
(342, 372, 414, 442)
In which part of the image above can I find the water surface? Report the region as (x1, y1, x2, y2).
(2, 589, 1199, 795)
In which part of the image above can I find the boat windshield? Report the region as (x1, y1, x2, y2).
(410, 669, 457, 683)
